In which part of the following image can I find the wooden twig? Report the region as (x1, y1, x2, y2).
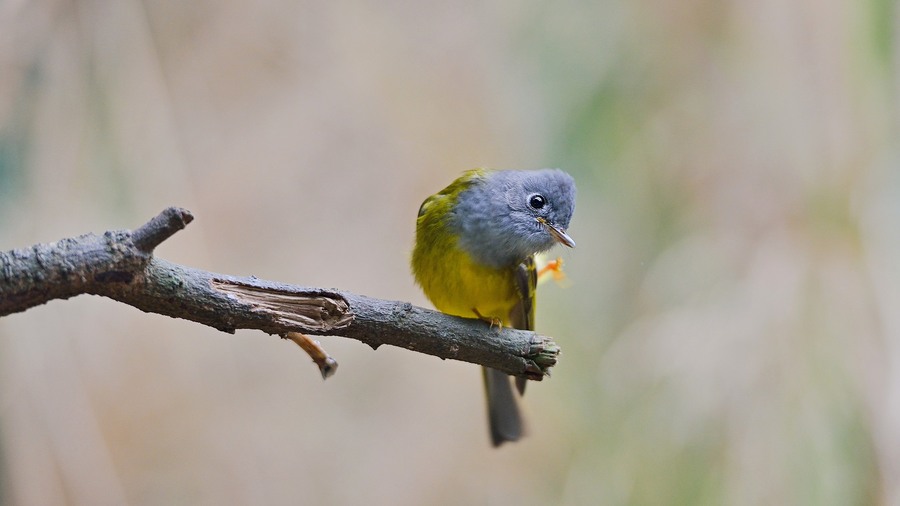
(0, 207, 560, 379)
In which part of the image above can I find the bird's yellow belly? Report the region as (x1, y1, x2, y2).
(417, 245, 518, 325)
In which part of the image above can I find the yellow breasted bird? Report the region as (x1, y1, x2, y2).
(411, 168, 576, 446)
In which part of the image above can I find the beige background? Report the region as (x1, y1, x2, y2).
(0, 0, 897, 504)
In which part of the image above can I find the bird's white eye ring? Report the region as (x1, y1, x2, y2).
(528, 194, 546, 210)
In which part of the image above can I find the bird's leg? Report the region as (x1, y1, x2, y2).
(283, 332, 338, 379)
(472, 308, 503, 329)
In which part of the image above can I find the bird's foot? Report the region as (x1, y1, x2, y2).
(472, 308, 503, 329)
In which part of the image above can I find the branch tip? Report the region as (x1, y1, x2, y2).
(132, 207, 194, 253)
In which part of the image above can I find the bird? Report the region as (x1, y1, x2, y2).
(411, 168, 576, 446)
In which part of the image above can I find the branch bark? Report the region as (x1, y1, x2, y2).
(0, 207, 559, 379)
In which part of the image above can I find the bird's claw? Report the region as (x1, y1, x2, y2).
(472, 308, 503, 329)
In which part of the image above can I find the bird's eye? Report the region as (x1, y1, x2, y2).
(528, 194, 546, 210)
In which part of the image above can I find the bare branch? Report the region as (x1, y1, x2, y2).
(0, 207, 560, 379)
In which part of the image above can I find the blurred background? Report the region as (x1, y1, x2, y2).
(0, 0, 897, 504)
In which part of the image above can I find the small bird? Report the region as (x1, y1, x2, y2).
(411, 168, 576, 446)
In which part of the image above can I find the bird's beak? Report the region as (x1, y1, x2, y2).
(538, 217, 576, 248)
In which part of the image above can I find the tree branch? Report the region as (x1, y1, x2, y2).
(0, 207, 559, 379)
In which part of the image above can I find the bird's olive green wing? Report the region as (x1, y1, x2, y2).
(509, 255, 537, 394)
(510, 255, 536, 330)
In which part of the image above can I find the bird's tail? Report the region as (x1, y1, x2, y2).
(483, 367, 524, 446)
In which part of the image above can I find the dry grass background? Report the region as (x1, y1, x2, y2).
(0, 0, 897, 504)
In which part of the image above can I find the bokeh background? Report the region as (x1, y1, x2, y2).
(1, 0, 898, 504)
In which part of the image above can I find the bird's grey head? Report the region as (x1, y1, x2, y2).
(451, 169, 576, 268)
